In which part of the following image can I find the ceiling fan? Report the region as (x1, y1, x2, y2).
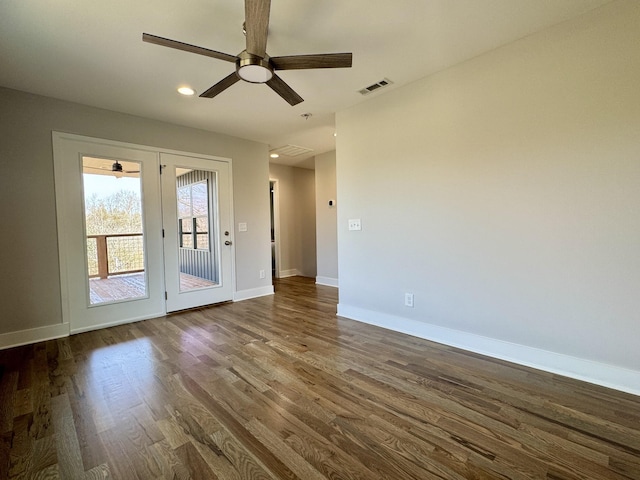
(110, 161, 140, 174)
(142, 0, 352, 106)
(84, 161, 140, 174)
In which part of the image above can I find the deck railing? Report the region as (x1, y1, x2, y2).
(86, 233, 144, 279)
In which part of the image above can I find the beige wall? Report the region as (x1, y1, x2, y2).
(0, 87, 271, 340)
(295, 167, 317, 278)
(314, 151, 338, 284)
(336, 1, 640, 391)
(269, 164, 316, 278)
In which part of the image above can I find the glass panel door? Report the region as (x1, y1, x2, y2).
(161, 153, 232, 312)
(52, 133, 165, 333)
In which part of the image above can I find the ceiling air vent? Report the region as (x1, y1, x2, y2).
(269, 144, 314, 157)
(359, 78, 393, 95)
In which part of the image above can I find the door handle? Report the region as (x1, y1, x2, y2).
(225, 240, 232, 246)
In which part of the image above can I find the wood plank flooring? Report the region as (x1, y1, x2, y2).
(1, 276, 639, 479)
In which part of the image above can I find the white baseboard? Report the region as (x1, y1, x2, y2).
(278, 269, 301, 278)
(0, 323, 70, 350)
(316, 276, 339, 287)
(337, 304, 640, 397)
(70, 311, 166, 335)
(234, 285, 274, 302)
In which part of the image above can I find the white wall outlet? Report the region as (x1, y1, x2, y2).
(238, 222, 248, 232)
(259, 269, 266, 279)
(404, 293, 414, 308)
(348, 218, 362, 231)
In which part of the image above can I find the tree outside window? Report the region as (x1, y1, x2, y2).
(177, 181, 209, 250)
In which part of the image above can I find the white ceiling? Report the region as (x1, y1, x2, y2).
(0, 0, 612, 168)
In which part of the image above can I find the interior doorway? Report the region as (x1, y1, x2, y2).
(270, 179, 280, 280)
(53, 133, 234, 333)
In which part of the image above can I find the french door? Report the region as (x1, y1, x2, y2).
(160, 153, 233, 312)
(53, 133, 233, 333)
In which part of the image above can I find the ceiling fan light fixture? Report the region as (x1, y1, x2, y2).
(237, 54, 273, 83)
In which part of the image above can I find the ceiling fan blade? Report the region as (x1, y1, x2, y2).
(245, 0, 270, 57)
(142, 33, 237, 63)
(83, 166, 140, 175)
(199, 72, 241, 98)
(266, 74, 303, 106)
(270, 53, 353, 70)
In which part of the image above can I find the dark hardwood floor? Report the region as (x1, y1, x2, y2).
(1, 276, 639, 479)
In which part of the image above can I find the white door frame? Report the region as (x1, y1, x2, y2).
(269, 178, 282, 278)
(52, 132, 235, 333)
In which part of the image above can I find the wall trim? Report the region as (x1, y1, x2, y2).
(337, 303, 640, 397)
(234, 285, 275, 302)
(279, 269, 301, 278)
(70, 311, 166, 335)
(316, 276, 339, 287)
(0, 323, 70, 351)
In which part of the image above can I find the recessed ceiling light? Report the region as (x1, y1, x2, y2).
(177, 86, 195, 96)
(270, 153, 280, 159)
(334, 132, 337, 137)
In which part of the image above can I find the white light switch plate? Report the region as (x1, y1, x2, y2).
(238, 222, 248, 232)
(348, 219, 361, 231)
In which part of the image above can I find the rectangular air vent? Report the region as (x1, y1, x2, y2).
(269, 144, 314, 157)
(359, 78, 393, 95)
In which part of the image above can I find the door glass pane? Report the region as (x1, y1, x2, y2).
(176, 169, 218, 291)
(82, 156, 146, 305)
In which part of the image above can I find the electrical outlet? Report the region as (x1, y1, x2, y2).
(404, 293, 414, 308)
(348, 218, 361, 231)
(259, 269, 266, 279)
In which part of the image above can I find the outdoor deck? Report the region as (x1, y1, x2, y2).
(89, 272, 216, 303)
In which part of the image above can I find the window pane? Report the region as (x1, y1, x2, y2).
(195, 217, 208, 233)
(192, 182, 208, 216)
(196, 234, 209, 251)
(177, 186, 191, 218)
(182, 234, 193, 249)
(181, 218, 192, 233)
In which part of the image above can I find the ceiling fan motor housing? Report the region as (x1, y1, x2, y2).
(236, 51, 273, 83)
